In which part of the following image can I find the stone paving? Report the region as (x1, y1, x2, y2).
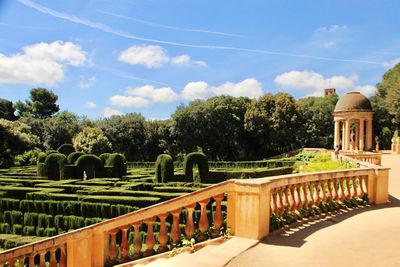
(226, 153, 400, 267)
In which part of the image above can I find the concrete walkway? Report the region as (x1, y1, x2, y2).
(226, 153, 400, 267)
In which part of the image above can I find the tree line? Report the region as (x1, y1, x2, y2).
(1, 63, 399, 167)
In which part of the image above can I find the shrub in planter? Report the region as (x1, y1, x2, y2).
(183, 152, 209, 183)
(67, 151, 85, 164)
(42, 153, 68, 180)
(76, 154, 103, 179)
(155, 154, 174, 183)
(57, 144, 76, 156)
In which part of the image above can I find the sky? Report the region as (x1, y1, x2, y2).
(0, 0, 399, 119)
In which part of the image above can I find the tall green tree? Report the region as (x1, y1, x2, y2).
(0, 98, 16, 121)
(73, 127, 111, 155)
(16, 88, 60, 118)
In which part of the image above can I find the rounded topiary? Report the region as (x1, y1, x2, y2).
(43, 153, 68, 180)
(183, 152, 209, 183)
(57, 144, 76, 156)
(37, 152, 47, 176)
(99, 153, 112, 165)
(76, 154, 103, 179)
(67, 151, 85, 164)
(105, 153, 126, 178)
(155, 154, 174, 183)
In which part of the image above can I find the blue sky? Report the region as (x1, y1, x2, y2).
(0, 0, 399, 119)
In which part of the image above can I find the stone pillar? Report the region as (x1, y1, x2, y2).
(342, 121, 346, 149)
(359, 119, 365, 151)
(334, 119, 340, 148)
(355, 120, 360, 150)
(366, 119, 373, 150)
(345, 119, 351, 150)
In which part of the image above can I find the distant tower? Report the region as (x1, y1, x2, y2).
(324, 88, 336, 96)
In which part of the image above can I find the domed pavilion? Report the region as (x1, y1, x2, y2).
(333, 92, 373, 151)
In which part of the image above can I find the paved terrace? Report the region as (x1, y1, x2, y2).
(226, 152, 400, 267)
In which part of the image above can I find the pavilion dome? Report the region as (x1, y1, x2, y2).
(334, 92, 372, 112)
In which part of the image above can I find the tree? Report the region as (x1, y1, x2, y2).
(0, 98, 16, 121)
(98, 113, 146, 161)
(73, 127, 112, 155)
(16, 88, 60, 118)
(297, 94, 338, 148)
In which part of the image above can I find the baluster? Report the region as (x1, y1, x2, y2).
(270, 189, 277, 214)
(28, 254, 35, 267)
(344, 177, 351, 200)
(49, 248, 57, 267)
(306, 183, 313, 208)
(157, 213, 169, 253)
(171, 208, 182, 245)
(17, 256, 25, 267)
(8, 258, 15, 267)
(144, 217, 156, 256)
(59, 246, 67, 267)
(300, 184, 308, 209)
(212, 194, 224, 237)
(120, 226, 130, 261)
(350, 177, 357, 198)
(282, 187, 289, 212)
(39, 251, 46, 267)
(108, 229, 119, 263)
(337, 178, 345, 201)
(198, 199, 210, 241)
(276, 188, 284, 216)
(293, 185, 301, 210)
(330, 179, 338, 201)
(319, 181, 327, 202)
(356, 176, 364, 197)
(185, 204, 196, 239)
(361, 176, 368, 196)
(312, 182, 320, 206)
(325, 180, 332, 202)
(132, 222, 142, 258)
(288, 185, 296, 212)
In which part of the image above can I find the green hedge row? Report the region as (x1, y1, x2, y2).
(0, 186, 64, 199)
(57, 144, 76, 156)
(155, 154, 174, 183)
(183, 152, 209, 183)
(78, 189, 184, 201)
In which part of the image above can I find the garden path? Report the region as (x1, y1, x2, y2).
(225, 152, 400, 267)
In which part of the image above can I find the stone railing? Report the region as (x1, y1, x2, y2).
(0, 160, 389, 267)
(340, 151, 382, 165)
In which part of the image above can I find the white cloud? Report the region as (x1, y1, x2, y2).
(181, 78, 264, 101)
(103, 107, 122, 117)
(118, 45, 206, 68)
(323, 41, 335, 48)
(182, 81, 213, 100)
(0, 40, 86, 86)
(274, 70, 376, 97)
(383, 58, 400, 68)
(79, 76, 96, 89)
(110, 94, 150, 107)
(84, 101, 96, 108)
(316, 25, 347, 32)
(126, 85, 178, 103)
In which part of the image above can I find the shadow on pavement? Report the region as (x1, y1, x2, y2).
(261, 194, 400, 248)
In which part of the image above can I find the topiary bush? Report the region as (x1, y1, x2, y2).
(76, 154, 103, 179)
(37, 152, 47, 176)
(155, 154, 174, 183)
(57, 144, 76, 156)
(67, 151, 85, 164)
(183, 152, 209, 183)
(99, 153, 111, 165)
(42, 153, 68, 180)
(104, 153, 126, 178)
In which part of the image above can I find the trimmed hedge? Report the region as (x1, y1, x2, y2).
(76, 154, 103, 179)
(155, 154, 174, 183)
(67, 152, 85, 164)
(99, 153, 111, 165)
(36, 152, 47, 176)
(57, 144, 76, 156)
(183, 152, 209, 183)
(43, 153, 68, 180)
(104, 153, 126, 178)
(46, 150, 58, 155)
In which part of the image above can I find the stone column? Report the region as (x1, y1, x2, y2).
(366, 119, 373, 150)
(355, 120, 360, 150)
(334, 119, 340, 148)
(359, 119, 365, 151)
(342, 120, 346, 149)
(345, 119, 351, 150)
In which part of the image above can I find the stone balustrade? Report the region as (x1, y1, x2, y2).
(0, 160, 389, 267)
(340, 151, 382, 165)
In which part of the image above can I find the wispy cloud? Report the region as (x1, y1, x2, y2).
(316, 25, 347, 33)
(97, 10, 244, 38)
(18, 0, 384, 66)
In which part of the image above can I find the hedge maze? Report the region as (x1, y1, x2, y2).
(0, 145, 297, 250)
